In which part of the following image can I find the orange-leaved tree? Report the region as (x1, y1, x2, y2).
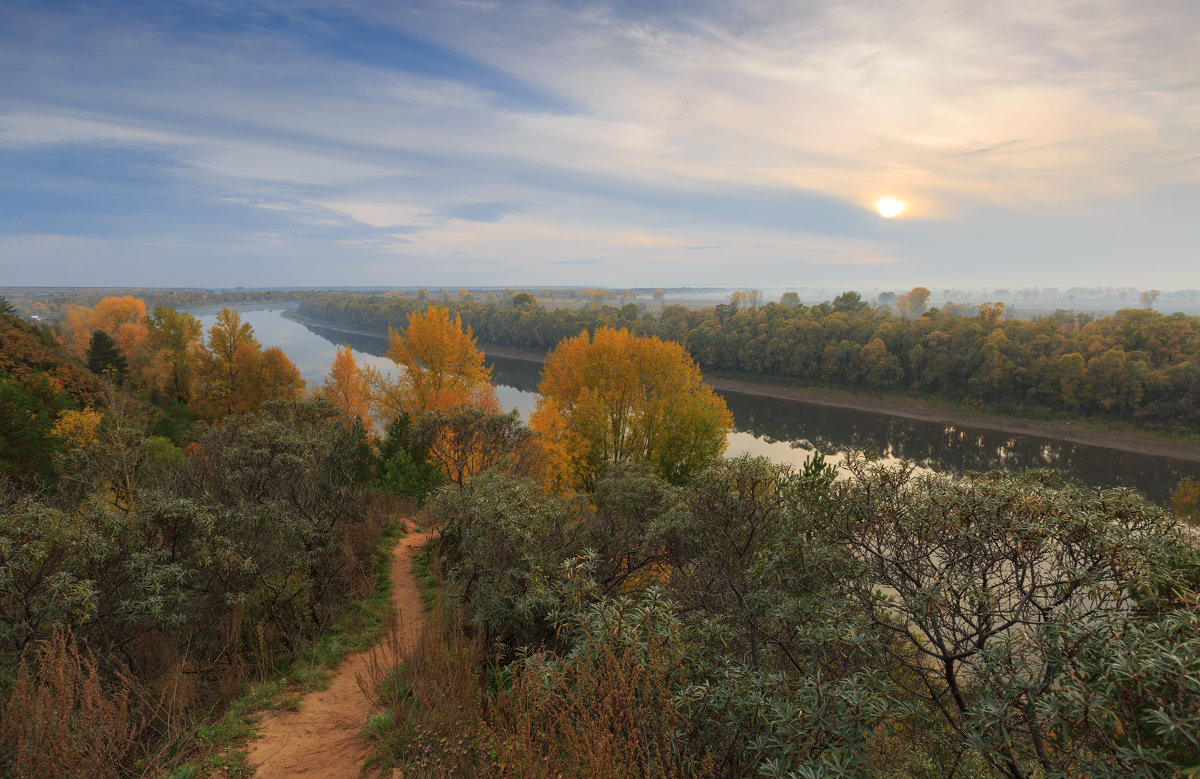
(61, 296, 152, 373)
(531, 327, 733, 491)
(320, 345, 375, 435)
(194, 309, 304, 418)
(372, 305, 498, 419)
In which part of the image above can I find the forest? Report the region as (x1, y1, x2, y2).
(296, 289, 1200, 433)
(1, 294, 1199, 777)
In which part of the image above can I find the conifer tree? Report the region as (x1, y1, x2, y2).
(86, 330, 128, 383)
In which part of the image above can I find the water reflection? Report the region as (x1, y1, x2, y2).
(717, 389, 1199, 503)
(271, 312, 1200, 504)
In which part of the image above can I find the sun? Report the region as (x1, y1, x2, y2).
(875, 197, 906, 218)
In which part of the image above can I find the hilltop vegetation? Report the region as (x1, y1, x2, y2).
(0, 297, 389, 776)
(3, 294, 1200, 777)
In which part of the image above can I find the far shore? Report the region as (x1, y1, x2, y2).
(288, 312, 1200, 465)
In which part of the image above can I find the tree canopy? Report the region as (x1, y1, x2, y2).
(531, 327, 732, 490)
(374, 305, 498, 418)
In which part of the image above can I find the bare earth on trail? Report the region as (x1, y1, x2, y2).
(247, 526, 430, 778)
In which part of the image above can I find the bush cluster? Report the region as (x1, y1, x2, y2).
(380, 449, 1200, 777)
(0, 397, 378, 775)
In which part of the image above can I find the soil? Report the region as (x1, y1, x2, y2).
(246, 526, 430, 777)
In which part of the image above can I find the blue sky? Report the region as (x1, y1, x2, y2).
(2, 0, 1198, 288)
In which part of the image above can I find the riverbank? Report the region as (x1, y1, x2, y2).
(287, 312, 1200, 465)
(704, 376, 1200, 464)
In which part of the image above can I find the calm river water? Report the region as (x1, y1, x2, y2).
(199, 307, 1200, 504)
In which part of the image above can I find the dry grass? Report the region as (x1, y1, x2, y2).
(484, 628, 712, 779)
(361, 544, 713, 779)
(0, 628, 144, 778)
(361, 604, 488, 777)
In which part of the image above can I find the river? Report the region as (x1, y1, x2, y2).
(198, 307, 1200, 503)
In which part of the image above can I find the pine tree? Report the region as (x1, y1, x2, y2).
(86, 330, 128, 383)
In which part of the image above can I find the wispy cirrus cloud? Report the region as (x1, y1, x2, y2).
(1, 0, 1197, 287)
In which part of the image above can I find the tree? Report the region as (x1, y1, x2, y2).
(85, 330, 128, 383)
(146, 305, 202, 402)
(319, 345, 375, 435)
(91, 296, 150, 368)
(374, 306, 497, 419)
(893, 286, 931, 319)
(531, 327, 733, 490)
(0, 371, 72, 486)
(251, 347, 305, 406)
(831, 290, 869, 313)
(1139, 289, 1160, 309)
(1171, 477, 1200, 523)
(374, 412, 443, 502)
(195, 308, 259, 417)
(823, 459, 1196, 778)
(193, 309, 303, 418)
(414, 407, 542, 488)
(512, 292, 536, 308)
(979, 301, 1006, 322)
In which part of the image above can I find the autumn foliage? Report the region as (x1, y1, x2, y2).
(374, 306, 498, 417)
(63, 296, 152, 372)
(319, 345, 376, 435)
(193, 309, 305, 418)
(531, 327, 733, 490)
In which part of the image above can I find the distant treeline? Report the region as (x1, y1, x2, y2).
(297, 292, 1200, 430)
(5, 288, 314, 321)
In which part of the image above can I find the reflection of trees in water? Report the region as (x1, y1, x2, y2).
(718, 390, 1199, 504)
(485, 355, 542, 393)
(300, 322, 390, 357)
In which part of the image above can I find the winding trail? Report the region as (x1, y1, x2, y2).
(247, 526, 430, 777)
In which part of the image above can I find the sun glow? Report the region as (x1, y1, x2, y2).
(875, 197, 907, 218)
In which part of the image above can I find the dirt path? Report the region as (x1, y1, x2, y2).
(247, 526, 430, 777)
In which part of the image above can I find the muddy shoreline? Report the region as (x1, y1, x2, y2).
(289, 313, 1200, 464)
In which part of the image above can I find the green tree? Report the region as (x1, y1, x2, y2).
(374, 412, 443, 502)
(823, 459, 1197, 778)
(0, 372, 71, 486)
(831, 290, 869, 313)
(85, 330, 128, 383)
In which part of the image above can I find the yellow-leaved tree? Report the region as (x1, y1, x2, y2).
(320, 345, 375, 435)
(145, 305, 203, 402)
(194, 309, 304, 418)
(531, 327, 733, 491)
(371, 305, 498, 420)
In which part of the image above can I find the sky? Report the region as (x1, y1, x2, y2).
(1, 0, 1198, 289)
